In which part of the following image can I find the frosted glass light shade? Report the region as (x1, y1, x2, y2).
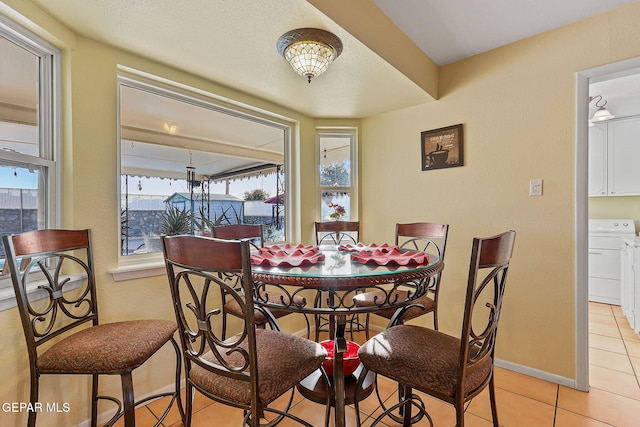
(277, 28, 343, 83)
(592, 106, 615, 121)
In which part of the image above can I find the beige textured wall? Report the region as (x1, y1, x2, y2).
(361, 2, 640, 379)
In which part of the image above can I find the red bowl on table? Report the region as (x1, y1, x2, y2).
(320, 340, 361, 377)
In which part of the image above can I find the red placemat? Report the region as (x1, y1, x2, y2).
(259, 243, 319, 256)
(251, 250, 325, 267)
(350, 248, 429, 266)
(338, 242, 400, 253)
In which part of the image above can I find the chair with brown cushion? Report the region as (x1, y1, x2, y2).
(313, 220, 365, 341)
(353, 222, 449, 339)
(356, 230, 516, 427)
(2, 229, 183, 427)
(212, 224, 310, 338)
(162, 235, 328, 427)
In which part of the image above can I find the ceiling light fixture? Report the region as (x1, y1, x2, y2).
(163, 121, 178, 134)
(590, 95, 615, 122)
(277, 28, 343, 83)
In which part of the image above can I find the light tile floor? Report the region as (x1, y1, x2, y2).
(110, 303, 640, 426)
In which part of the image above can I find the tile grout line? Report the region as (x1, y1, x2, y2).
(614, 312, 640, 392)
(552, 385, 559, 427)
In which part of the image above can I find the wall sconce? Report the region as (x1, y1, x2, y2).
(277, 28, 343, 83)
(590, 95, 615, 122)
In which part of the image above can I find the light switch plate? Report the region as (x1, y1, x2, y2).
(530, 179, 543, 196)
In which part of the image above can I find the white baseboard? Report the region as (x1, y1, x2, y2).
(494, 358, 577, 389)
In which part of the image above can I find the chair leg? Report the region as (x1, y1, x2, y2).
(121, 371, 135, 426)
(184, 382, 193, 427)
(304, 313, 311, 339)
(27, 369, 39, 427)
(401, 385, 413, 427)
(455, 398, 465, 427)
(489, 375, 499, 426)
(90, 374, 99, 427)
(170, 337, 185, 422)
(221, 310, 228, 340)
(433, 307, 439, 330)
(314, 291, 323, 342)
(364, 313, 371, 340)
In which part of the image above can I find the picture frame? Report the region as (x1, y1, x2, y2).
(421, 124, 464, 171)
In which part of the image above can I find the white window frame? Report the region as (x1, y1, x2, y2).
(316, 127, 358, 222)
(0, 15, 62, 310)
(111, 69, 295, 281)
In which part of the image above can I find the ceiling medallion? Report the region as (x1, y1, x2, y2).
(277, 28, 343, 83)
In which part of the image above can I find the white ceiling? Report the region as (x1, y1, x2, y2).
(373, 0, 638, 67)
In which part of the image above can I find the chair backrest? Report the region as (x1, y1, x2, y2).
(162, 235, 263, 402)
(315, 221, 360, 245)
(395, 222, 449, 259)
(2, 229, 98, 361)
(457, 230, 516, 395)
(212, 224, 264, 249)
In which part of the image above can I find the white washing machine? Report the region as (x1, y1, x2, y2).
(589, 219, 636, 305)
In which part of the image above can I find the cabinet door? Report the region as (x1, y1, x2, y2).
(608, 117, 640, 196)
(588, 124, 607, 196)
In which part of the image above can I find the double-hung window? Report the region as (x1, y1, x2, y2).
(318, 129, 358, 222)
(0, 16, 61, 307)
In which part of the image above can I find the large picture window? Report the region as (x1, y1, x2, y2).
(0, 16, 61, 286)
(118, 73, 290, 261)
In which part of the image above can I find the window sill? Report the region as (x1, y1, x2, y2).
(108, 260, 166, 282)
(0, 273, 86, 312)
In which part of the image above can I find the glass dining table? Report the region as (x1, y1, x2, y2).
(251, 245, 443, 427)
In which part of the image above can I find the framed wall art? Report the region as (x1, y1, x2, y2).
(421, 123, 464, 171)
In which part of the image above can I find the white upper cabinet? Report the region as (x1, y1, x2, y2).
(589, 117, 640, 197)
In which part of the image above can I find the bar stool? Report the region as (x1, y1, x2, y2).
(2, 229, 184, 427)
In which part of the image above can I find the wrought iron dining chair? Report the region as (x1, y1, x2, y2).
(212, 224, 310, 338)
(313, 221, 365, 341)
(2, 229, 183, 427)
(162, 235, 328, 427)
(212, 223, 265, 249)
(314, 221, 360, 245)
(356, 230, 516, 427)
(353, 222, 449, 339)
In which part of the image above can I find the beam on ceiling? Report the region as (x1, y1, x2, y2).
(308, 0, 439, 100)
